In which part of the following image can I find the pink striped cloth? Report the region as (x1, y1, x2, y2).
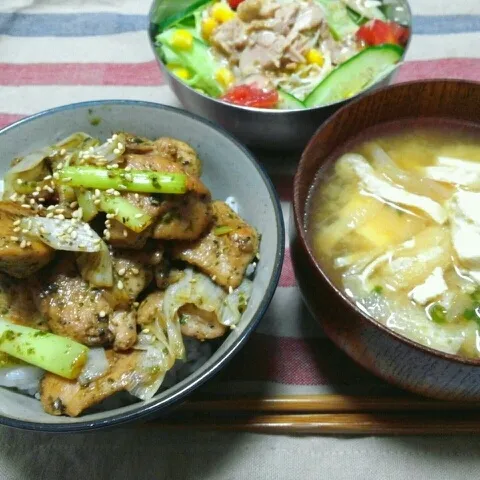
(1, 0, 479, 399)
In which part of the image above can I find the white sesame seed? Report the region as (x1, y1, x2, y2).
(118, 184, 127, 190)
(32, 191, 39, 197)
(131, 268, 140, 275)
(117, 143, 124, 150)
(16, 178, 23, 185)
(56, 214, 65, 220)
(118, 268, 126, 276)
(94, 189, 101, 198)
(134, 213, 143, 219)
(56, 162, 63, 170)
(62, 177, 72, 183)
(106, 213, 114, 219)
(104, 231, 111, 240)
(46, 213, 54, 218)
(45, 186, 54, 193)
(99, 310, 106, 318)
(123, 230, 128, 237)
(117, 280, 124, 290)
(133, 302, 140, 308)
(59, 149, 66, 156)
(43, 175, 52, 181)
(94, 199, 101, 206)
(13, 227, 20, 233)
(106, 188, 115, 195)
(212, 275, 217, 281)
(70, 201, 78, 209)
(13, 220, 21, 226)
(125, 165, 132, 172)
(29, 199, 35, 205)
(20, 240, 27, 249)
(10, 236, 19, 242)
(55, 208, 65, 214)
(113, 191, 120, 197)
(40, 227, 47, 234)
(71, 231, 78, 239)
(229, 286, 233, 294)
(52, 172, 60, 180)
(26, 241, 32, 247)
(21, 229, 29, 234)
(21, 204, 31, 209)
(134, 193, 139, 199)
(9, 194, 18, 201)
(35, 186, 42, 192)
(113, 148, 120, 155)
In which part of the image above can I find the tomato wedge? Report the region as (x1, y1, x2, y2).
(228, 0, 245, 9)
(221, 84, 279, 109)
(356, 19, 409, 47)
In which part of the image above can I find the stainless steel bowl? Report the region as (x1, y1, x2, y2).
(149, 0, 412, 150)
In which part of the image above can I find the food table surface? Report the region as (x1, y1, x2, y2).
(1, 0, 480, 478)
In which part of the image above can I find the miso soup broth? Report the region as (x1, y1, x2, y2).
(307, 121, 480, 358)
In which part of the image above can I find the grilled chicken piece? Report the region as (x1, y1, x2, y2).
(136, 291, 165, 328)
(153, 137, 202, 177)
(109, 310, 137, 351)
(40, 350, 141, 417)
(0, 202, 54, 278)
(173, 201, 259, 289)
(121, 153, 212, 241)
(0, 273, 47, 330)
(179, 304, 227, 340)
(152, 194, 211, 241)
(102, 252, 153, 309)
(35, 256, 114, 346)
(108, 221, 151, 250)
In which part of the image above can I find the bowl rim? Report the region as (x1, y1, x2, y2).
(293, 78, 480, 367)
(148, 0, 413, 114)
(0, 99, 285, 432)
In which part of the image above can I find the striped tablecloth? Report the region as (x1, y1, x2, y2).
(1, 0, 479, 401)
(2, 3, 480, 480)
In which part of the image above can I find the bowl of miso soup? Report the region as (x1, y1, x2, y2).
(291, 80, 480, 400)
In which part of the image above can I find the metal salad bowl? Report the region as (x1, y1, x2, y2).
(148, 0, 412, 150)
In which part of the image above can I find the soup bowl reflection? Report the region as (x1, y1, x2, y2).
(291, 80, 480, 401)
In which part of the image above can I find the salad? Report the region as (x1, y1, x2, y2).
(153, 0, 410, 110)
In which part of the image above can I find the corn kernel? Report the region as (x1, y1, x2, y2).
(306, 49, 324, 66)
(170, 67, 191, 80)
(202, 17, 218, 40)
(215, 67, 235, 88)
(171, 29, 193, 50)
(211, 3, 236, 23)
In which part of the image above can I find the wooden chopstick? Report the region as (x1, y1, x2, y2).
(178, 394, 480, 414)
(156, 411, 480, 435)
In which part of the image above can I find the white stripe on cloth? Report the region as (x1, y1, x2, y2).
(0, 85, 181, 113)
(406, 33, 480, 61)
(0, 32, 156, 63)
(0, 0, 152, 14)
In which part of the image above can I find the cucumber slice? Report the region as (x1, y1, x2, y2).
(315, 0, 359, 40)
(304, 44, 403, 108)
(278, 89, 306, 110)
(157, 29, 223, 97)
(341, 0, 386, 20)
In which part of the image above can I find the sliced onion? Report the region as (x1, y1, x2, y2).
(22, 217, 102, 252)
(219, 279, 253, 326)
(77, 241, 114, 287)
(0, 365, 44, 395)
(78, 348, 109, 386)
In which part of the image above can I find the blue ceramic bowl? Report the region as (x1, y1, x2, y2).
(0, 100, 284, 432)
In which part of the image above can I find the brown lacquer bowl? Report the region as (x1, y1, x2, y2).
(291, 79, 480, 401)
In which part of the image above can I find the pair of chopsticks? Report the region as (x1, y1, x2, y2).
(153, 394, 480, 435)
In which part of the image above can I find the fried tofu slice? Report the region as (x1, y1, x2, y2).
(0, 202, 55, 278)
(173, 201, 259, 289)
